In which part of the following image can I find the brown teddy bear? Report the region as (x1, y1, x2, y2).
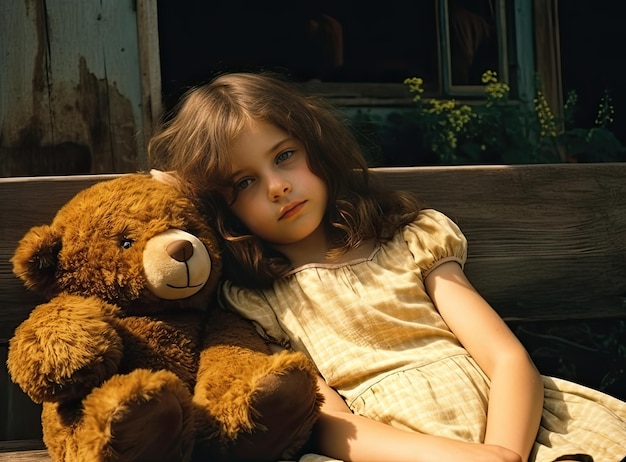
(7, 172, 324, 462)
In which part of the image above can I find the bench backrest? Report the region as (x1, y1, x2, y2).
(372, 163, 626, 321)
(1, 163, 626, 442)
(2, 165, 626, 341)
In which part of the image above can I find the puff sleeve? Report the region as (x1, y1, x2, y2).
(219, 281, 291, 348)
(403, 209, 468, 280)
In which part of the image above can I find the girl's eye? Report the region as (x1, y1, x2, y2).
(235, 178, 253, 191)
(276, 150, 294, 164)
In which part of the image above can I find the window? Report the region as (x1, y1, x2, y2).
(157, 0, 531, 109)
(442, 0, 509, 92)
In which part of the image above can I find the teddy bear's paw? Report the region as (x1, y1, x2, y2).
(7, 297, 124, 403)
(251, 367, 322, 461)
(191, 349, 322, 461)
(76, 369, 196, 462)
(200, 366, 320, 462)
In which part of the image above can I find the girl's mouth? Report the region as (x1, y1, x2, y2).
(279, 201, 306, 220)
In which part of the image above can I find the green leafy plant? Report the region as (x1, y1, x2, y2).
(402, 71, 625, 165)
(558, 88, 625, 162)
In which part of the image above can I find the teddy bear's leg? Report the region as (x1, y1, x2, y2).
(193, 349, 323, 462)
(40, 401, 81, 462)
(41, 369, 196, 462)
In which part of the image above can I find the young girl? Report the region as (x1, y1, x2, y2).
(149, 72, 626, 462)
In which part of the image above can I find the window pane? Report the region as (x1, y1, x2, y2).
(444, 0, 507, 88)
(157, 1, 440, 105)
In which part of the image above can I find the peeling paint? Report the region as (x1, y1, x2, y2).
(1, 57, 138, 177)
(1, 1, 143, 177)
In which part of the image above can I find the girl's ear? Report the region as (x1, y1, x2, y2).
(11, 225, 62, 297)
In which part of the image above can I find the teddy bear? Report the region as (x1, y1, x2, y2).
(7, 171, 324, 462)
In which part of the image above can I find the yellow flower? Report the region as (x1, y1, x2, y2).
(404, 77, 424, 102)
(481, 70, 498, 84)
(486, 82, 510, 99)
(534, 91, 557, 138)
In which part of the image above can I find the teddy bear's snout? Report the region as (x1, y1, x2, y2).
(166, 240, 194, 262)
(143, 229, 212, 300)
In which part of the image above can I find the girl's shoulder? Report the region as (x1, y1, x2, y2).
(412, 208, 457, 225)
(401, 209, 468, 276)
(404, 209, 464, 237)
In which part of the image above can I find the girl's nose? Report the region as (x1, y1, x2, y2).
(268, 177, 292, 200)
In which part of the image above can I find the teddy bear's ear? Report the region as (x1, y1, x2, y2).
(150, 169, 181, 188)
(11, 224, 62, 295)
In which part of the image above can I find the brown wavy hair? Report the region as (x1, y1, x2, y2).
(149, 72, 421, 288)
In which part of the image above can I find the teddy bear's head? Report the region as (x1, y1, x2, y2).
(12, 172, 222, 313)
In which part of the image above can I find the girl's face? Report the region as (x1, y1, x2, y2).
(225, 119, 329, 262)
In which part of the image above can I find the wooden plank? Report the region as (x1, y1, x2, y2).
(137, 0, 163, 149)
(2, 164, 626, 331)
(0, 441, 45, 452)
(371, 163, 626, 320)
(0, 441, 48, 461)
(0, 1, 52, 166)
(43, 1, 144, 173)
(0, 2, 145, 176)
(0, 175, 120, 342)
(0, 446, 49, 462)
(0, 347, 42, 442)
(0, 451, 50, 461)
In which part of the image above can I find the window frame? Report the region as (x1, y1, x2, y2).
(439, 0, 509, 96)
(300, 0, 535, 106)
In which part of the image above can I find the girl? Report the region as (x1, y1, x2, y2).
(149, 72, 626, 462)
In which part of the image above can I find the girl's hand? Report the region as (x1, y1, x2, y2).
(313, 376, 523, 462)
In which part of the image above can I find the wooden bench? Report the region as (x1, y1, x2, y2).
(2, 163, 626, 460)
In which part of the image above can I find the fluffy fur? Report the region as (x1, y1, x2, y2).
(7, 173, 322, 462)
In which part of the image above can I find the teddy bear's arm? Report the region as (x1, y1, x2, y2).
(7, 293, 124, 404)
(192, 309, 323, 461)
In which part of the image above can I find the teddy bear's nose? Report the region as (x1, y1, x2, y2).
(166, 239, 194, 262)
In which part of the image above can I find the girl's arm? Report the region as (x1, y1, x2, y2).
(313, 376, 522, 462)
(424, 261, 544, 462)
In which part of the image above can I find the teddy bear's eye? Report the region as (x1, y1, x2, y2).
(120, 237, 134, 250)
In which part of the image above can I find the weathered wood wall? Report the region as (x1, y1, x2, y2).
(0, 1, 154, 177)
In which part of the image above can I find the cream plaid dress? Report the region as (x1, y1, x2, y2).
(221, 209, 626, 462)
